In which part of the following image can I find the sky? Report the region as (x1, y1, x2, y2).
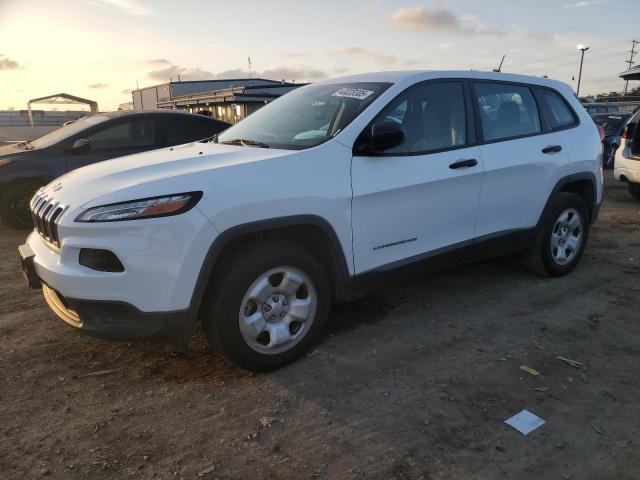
(0, 0, 638, 111)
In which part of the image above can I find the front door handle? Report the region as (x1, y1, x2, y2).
(542, 145, 563, 154)
(449, 158, 478, 169)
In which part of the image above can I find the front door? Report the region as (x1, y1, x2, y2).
(351, 80, 484, 274)
(65, 117, 158, 172)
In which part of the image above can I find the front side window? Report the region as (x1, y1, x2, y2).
(370, 81, 467, 154)
(216, 82, 391, 150)
(474, 82, 541, 142)
(88, 119, 156, 150)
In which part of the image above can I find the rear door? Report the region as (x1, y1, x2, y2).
(472, 81, 570, 238)
(351, 80, 484, 273)
(65, 116, 159, 171)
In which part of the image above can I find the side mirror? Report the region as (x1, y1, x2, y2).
(356, 122, 406, 154)
(70, 138, 91, 153)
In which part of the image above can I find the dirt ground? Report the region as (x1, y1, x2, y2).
(1, 172, 639, 480)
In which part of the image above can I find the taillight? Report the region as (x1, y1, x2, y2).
(622, 125, 630, 140)
(597, 125, 605, 142)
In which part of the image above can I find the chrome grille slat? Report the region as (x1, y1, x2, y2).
(30, 192, 65, 248)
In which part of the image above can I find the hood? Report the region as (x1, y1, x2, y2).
(39, 141, 295, 209)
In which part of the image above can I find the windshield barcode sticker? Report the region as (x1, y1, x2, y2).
(332, 88, 374, 100)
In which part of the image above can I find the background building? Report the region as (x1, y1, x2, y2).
(131, 79, 303, 124)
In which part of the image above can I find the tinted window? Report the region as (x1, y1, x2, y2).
(89, 119, 156, 150)
(372, 81, 467, 154)
(161, 116, 223, 145)
(474, 82, 541, 141)
(537, 89, 576, 129)
(592, 114, 628, 135)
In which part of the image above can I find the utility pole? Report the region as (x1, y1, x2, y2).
(577, 45, 590, 97)
(624, 40, 638, 94)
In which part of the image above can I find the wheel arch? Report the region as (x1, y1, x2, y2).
(190, 215, 351, 316)
(540, 173, 598, 226)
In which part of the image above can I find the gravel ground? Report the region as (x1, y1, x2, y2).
(1, 172, 639, 479)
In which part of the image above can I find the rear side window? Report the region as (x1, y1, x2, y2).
(161, 116, 223, 145)
(536, 89, 577, 130)
(371, 81, 467, 154)
(474, 82, 541, 142)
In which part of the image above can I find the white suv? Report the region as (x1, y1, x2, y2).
(19, 71, 603, 370)
(614, 106, 640, 199)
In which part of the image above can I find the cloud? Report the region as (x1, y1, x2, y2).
(389, 6, 503, 36)
(214, 67, 327, 82)
(281, 51, 308, 59)
(330, 47, 397, 65)
(563, 0, 611, 7)
(145, 58, 170, 65)
(92, 0, 150, 15)
(88, 83, 108, 89)
(148, 64, 215, 81)
(0, 55, 19, 70)
(121, 88, 132, 94)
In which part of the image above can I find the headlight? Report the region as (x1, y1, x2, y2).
(75, 192, 202, 222)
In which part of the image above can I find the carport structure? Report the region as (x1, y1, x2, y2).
(620, 65, 640, 94)
(27, 93, 98, 126)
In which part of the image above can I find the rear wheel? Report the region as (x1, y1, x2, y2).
(202, 241, 330, 371)
(526, 192, 589, 277)
(628, 182, 640, 200)
(0, 181, 41, 229)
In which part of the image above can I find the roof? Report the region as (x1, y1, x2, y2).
(94, 110, 212, 119)
(317, 70, 571, 90)
(132, 78, 296, 92)
(620, 65, 640, 81)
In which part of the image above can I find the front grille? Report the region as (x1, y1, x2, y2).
(30, 191, 65, 248)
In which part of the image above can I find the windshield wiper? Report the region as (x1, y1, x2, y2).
(200, 134, 219, 143)
(220, 138, 270, 148)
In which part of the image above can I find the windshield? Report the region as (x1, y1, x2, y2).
(592, 114, 629, 135)
(216, 82, 391, 150)
(28, 114, 110, 149)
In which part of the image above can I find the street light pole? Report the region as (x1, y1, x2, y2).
(576, 45, 590, 97)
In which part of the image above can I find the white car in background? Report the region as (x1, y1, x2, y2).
(19, 71, 603, 371)
(614, 106, 640, 199)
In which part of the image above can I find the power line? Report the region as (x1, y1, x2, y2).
(506, 41, 628, 70)
(623, 40, 638, 94)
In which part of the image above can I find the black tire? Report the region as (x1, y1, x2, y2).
(628, 182, 640, 200)
(526, 192, 589, 277)
(0, 181, 42, 229)
(201, 240, 331, 371)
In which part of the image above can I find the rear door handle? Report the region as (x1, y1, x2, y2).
(542, 145, 563, 154)
(449, 158, 478, 169)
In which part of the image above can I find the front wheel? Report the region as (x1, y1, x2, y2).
(202, 241, 330, 371)
(526, 192, 589, 277)
(0, 181, 42, 229)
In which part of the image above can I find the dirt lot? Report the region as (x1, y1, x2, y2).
(1, 173, 639, 479)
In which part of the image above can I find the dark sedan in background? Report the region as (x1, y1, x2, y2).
(0, 110, 229, 228)
(591, 112, 632, 168)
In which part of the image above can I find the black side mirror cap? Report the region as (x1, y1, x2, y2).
(69, 138, 91, 153)
(355, 122, 405, 155)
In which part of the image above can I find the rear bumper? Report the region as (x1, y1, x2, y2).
(42, 283, 197, 344)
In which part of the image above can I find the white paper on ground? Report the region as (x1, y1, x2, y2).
(504, 409, 545, 435)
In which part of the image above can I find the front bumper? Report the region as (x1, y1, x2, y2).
(19, 206, 219, 344)
(42, 283, 196, 344)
